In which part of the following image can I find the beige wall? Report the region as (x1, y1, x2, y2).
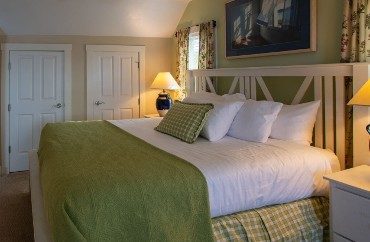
(174, 0, 343, 103)
(3, 35, 173, 120)
(177, 0, 343, 67)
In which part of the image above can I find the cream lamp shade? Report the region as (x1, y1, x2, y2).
(150, 72, 180, 91)
(348, 79, 370, 135)
(348, 79, 370, 106)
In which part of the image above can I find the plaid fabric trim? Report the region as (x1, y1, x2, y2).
(212, 197, 329, 242)
(155, 102, 213, 143)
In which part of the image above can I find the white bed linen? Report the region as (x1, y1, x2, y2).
(109, 118, 340, 218)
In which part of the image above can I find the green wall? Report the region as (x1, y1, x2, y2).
(175, 0, 343, 103)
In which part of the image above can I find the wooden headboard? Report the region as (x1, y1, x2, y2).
(187, 63, 370, 169)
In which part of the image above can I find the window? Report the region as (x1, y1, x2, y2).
(188, 26, 200, 70)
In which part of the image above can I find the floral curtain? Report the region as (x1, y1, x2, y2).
(340, 0, 370, 168)
(198, 21, 216, 69)
(175, 27, 190, 100)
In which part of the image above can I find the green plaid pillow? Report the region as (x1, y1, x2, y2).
(155, 102, 214, 143)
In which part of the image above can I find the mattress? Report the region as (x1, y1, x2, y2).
(110, 118, 340, 218)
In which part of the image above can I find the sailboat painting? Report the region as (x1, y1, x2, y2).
(225, 0, 316, 58)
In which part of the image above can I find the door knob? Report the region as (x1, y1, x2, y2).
(53, 103, 63, 108)
(95, 100, 105, 106)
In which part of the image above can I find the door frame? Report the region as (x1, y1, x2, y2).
(1, 43, 72, 175)
(86, 45, 146, 120)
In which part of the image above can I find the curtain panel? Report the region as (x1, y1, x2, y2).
(175, 20, 216, 99)
(175, 27, 190, 100)
(341, 0, 370, 168)
(341, 0, 370, 62)
(199, 21, 216, 69)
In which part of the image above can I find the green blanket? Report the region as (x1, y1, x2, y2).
(38, 121, 213, 242)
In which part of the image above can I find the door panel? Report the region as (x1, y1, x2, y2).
(19, 57, 34, 100)
(42, 56, 57, 99)
(9, 51, 65, 172)
(102, 109, 114, 120)
(120, 109, 133, 119)
(120, 57, 133, 96)
(101, 56, 114, 97)
(18, 114, 33, 153)
(87, 49, 140, 120)
(40, 113, 56, 129)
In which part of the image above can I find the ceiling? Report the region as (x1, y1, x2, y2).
(0, 0, 190, 37)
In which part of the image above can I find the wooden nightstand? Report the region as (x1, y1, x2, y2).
(324, 165, 370, 242)
(144, 114, 160, 118)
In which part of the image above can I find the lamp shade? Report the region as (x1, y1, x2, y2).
(150, 72, 180, 90)
(348, 79, 370, 106)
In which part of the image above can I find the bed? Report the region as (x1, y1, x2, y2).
(30, 63, 365, 241)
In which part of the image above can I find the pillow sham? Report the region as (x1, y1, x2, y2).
(222, 93, 247, 102)
(154, 102, 214, 143)
(227, 99, 283, 143)
(183, 99, 244, 141)
(183, 93, 245, 141)
(270, 101, 321, 145)
(183, 92, 246, 102)
(183, 92, 221, 101)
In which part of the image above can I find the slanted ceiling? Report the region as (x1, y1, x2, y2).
(0, 0, 190, 37)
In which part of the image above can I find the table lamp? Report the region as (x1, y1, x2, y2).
(150, 72, 180, 117)
(348, 79, 370, 134)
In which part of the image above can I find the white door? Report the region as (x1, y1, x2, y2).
(9, 51, 65, 172)
(87, 49, 140, 120)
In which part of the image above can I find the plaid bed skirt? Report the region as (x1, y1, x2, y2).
(211, 197, 329, 242)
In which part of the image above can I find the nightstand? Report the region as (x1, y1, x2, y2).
(324, 165, 370, 242)
(144, 114, 160, 118)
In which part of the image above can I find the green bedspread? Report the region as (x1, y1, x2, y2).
(38, 121, 213, 242)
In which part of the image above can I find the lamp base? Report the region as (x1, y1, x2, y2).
(157, 109, 168, 117)
(156, 91, 173, 117)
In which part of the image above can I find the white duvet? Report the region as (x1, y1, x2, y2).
(109, 118, 340, 218)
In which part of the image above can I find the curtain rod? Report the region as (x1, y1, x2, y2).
(175, 20, 216, 37)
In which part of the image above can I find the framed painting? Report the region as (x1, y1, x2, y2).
(225, 0, 316, 58)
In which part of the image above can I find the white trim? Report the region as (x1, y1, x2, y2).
(1, 43, 72, 175)
(86, 45, 146, 119)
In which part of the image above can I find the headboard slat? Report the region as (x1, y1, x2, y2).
(256, 77, 274, 101)
(239, 77, 245, 95)
(335, 76, 346, 167)
(324, 76, 335, 152)
(314, 76, 324, 149)
(292, 76, 313, 105)
(228, 76, 239, 94)
(206, 76, 217, 94)
(244, 77, 251, 98)
(251, 77, 257, 100)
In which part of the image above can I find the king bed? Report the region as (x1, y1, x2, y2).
(29, 63, 364, 241)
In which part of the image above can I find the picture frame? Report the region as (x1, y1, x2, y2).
(225, 0, 316, 59)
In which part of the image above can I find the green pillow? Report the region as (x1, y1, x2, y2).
(155, 102, 214, 143)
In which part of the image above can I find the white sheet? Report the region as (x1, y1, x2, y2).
(109, 118, 340, 218)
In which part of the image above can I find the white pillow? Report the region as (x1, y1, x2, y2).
(227, 99, 283, 143)
(183, 93, 245, 141)
(184, 92, 246, 102)
(270, 101, 321, 145)
(184, 92, 221, 101)
(222, 93, 247, 101)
